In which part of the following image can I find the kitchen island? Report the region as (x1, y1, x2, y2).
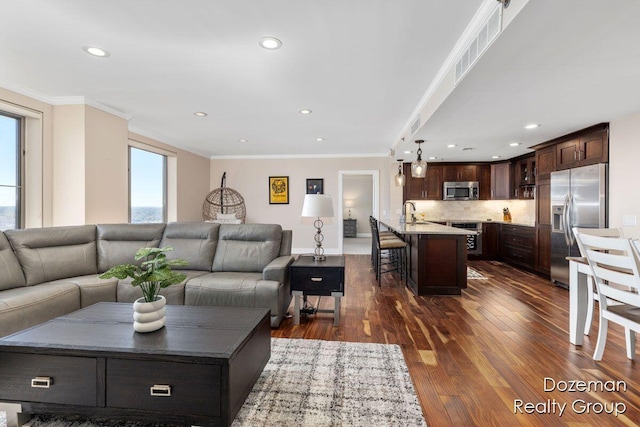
(381, 220, 475, 296)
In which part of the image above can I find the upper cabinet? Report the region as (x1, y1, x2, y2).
(555, 127, 608, 170)
(443, 164, 478, 182)
(510, 154, 535, 199)
(535, 145, 556, 182)
(403, 163, 443, 200)
(490, 162, 510, 200)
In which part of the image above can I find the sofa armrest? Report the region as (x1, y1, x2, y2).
(263, 255, 294, 283)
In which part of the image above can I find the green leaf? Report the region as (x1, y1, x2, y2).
(101, 246, 188, 301)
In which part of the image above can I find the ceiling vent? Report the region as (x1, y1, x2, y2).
(455, 4, 502, 85)
(410, 116, 421, 135)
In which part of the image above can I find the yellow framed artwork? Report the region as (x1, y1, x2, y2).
(269, 176, 289, 204)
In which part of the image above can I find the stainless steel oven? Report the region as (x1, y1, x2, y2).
(448, 222, 483, 255)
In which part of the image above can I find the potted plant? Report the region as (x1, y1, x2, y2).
(99, 246, 188, 332)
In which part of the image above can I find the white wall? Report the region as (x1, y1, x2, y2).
(210, 156, 392, 253)
(52, 105, 86, 225)
(609, 111, 640, 238)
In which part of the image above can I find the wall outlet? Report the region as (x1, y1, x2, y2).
(623, 215, 637, 226)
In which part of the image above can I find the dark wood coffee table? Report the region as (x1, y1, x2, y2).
(0, 303, 270, 427)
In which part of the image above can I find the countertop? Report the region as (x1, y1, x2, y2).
(380, 219, 477, 235)
(415, 218, 535, 228)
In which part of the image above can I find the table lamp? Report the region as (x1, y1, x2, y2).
(301, 194, 334, 261)
(344, 199, 354, 218)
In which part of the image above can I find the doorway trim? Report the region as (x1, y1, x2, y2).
(338, 170, 379, 254)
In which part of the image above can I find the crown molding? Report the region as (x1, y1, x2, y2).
(0, 79, 132, 120)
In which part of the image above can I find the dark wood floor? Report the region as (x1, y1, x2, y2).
(272, 255, 640, 427)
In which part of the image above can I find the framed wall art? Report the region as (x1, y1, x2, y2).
(269, 176, 289, 204)
(306, 178, 324, 194)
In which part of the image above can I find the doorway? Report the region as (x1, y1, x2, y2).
(338, 170, 379, 254)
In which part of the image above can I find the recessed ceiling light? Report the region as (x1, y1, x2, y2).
(299, 109, 312, 115)
(403, 150, 412, 154)
(316, 138, 324, 142)
(239, 139, 248, 143)
(194, 111, 208, 117)
(524, 123, 540, 130)
(492, 155, 501, 159)
(82, 46, 110, 57)
(510, 142, 521, 147)
(447, 144, 457, 148)
(428, 156, 437, 160)
(259, 37, 282, 50)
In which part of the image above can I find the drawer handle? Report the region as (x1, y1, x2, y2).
(150, 384, 172, 397)
(31, 376, 52, 388)
(311, 277, 323, 282)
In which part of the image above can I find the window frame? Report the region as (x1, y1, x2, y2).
(128, 146, 168, 224)
(0, 111, 25, 230)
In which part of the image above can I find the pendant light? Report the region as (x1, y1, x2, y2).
(394, 159, 405, 187)
(411, 140, 427, 178)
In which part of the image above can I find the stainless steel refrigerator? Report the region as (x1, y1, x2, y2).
(550, 163, 607, 286)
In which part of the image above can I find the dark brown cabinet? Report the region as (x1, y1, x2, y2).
(512, 154, 535, 199)
(478, 164, 491, 200)
(403, 163, 443, 200)
(482, 222, 499, 258)
(535, 145, 556, 182)
(490, 162, 510, 200)
(443, 164, 478, 182)
(500, 224, 535, 271)
(555, 127, 608, 170)
(535, 224, 551, 275)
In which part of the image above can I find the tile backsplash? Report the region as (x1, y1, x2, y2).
(404, 199, 536, 225)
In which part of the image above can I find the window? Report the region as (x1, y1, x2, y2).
(0, 112, 22, 230)
(129, 146, 167, 223)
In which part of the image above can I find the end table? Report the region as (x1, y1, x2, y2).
(290, 255, 345, 326)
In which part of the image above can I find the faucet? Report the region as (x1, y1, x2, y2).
(402, 201, 417, 223)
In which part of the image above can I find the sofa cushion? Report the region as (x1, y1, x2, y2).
(185, 272, 281, 314)
(212, 224, 282, 272)
(47, 274, 118, 308)
(159, 222, 220, 271)
(5, 225, 97, 286)
(116, 270, 208, 305)
(97, 223, 166, 272)
(0, 281, 80, 338)
(0, 232, 26, 291)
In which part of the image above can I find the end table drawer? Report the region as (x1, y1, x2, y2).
(292, 268, 344, 294)
(107, 359, 221, 416)
(0, 353, 97, 406)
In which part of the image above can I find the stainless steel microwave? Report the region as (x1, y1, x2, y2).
(443, 181, 479, 200)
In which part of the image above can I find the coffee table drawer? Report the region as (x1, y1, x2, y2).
(0, 353, 97, 406)
(106, 359, 221, 416)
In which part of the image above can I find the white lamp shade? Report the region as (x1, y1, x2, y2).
(302, 194, 334, 218)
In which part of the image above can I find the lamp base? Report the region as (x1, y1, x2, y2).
(313, 254, 326, 262)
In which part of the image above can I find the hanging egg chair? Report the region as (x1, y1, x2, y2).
(202, 172, 246, 223)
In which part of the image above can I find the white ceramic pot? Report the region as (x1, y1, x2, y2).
(132, 295, 166, 333)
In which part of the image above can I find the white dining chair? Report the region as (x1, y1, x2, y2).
(575, 232, 640, 361)
(572, 227, 624, 335)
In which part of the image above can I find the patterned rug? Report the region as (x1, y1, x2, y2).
(3, 338, 426, 427)
(467, 267, 488, 279)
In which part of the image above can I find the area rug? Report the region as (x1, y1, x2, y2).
(467, 267, 488, 279)
(4, 338, 427, 427)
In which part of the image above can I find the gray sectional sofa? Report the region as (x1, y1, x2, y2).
(0, 222, 293, 337)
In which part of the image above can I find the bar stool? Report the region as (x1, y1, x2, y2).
(370, 217, 407, 285)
